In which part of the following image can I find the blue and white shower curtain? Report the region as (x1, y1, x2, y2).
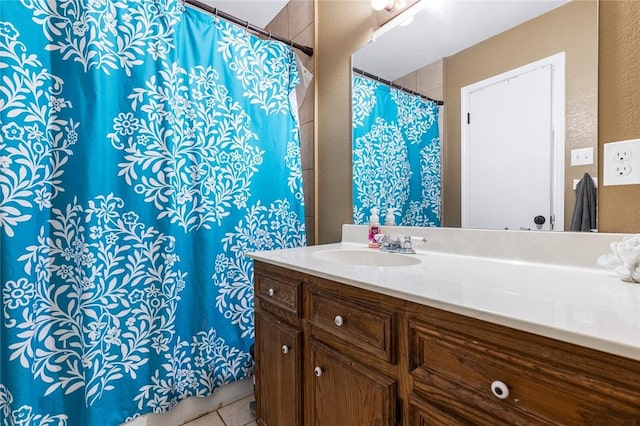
(352, 74, 440, 226)
(0, 1, 306, 425)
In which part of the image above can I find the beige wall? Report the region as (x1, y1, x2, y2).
(599, 1, 640, 233)
(266, 0, 316, 244)
(316, 0, 375, 243)
(443, 1, 598, 229)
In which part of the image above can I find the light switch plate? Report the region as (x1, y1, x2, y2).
(570, 147, 594, 166)
(573, 176, 597, 190)
(603, 139, 640, 186)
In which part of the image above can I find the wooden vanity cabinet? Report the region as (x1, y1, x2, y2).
(254, 262, 400, 426)
(253, 261, 640, 426)
(254, 263, 306, 426)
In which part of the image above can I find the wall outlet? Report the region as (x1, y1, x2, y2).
(615, 164, 632, 176)
(570, 147, 594, 166)
(603, 139, 640, 186)
(614, 149, 632, 162)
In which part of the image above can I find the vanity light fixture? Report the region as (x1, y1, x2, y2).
(371, 0, 427, 41)
(370, 0, 396, 11)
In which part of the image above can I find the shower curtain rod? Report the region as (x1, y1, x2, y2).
(353, 67, 444, 106)
(183, 0, 314, 57)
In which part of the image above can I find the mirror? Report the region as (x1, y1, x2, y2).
(351, 0, 598, 230)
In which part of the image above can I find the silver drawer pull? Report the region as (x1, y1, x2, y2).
(491, 380, 510, 400)
(334, 315, 344, 327)
(268, 288, 275, 297)
(314, 367, 323, 377)
(281, 345, 289, 354)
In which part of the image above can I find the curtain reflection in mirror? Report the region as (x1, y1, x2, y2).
(352, 74, 441, 227)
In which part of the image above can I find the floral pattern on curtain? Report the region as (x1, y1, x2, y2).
(0, 1, 305, 425)
(352, 74, 441, 227)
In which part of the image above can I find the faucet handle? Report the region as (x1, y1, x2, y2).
(399, 235, 426, 254)
(405, 235, 427, 244)
(374, 233, 390, 244)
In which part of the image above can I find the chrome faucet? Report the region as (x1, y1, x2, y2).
(375, 234, 424, 254)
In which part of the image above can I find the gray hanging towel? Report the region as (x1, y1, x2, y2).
(570, 172, 597, 231)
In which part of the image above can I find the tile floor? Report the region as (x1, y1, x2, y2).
(182, 395, 256, 426)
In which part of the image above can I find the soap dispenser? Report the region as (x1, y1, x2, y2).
(368, 207, 381, 248)
(385, 208, 396, 226)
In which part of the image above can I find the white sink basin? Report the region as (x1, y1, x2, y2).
(312, 249, 421, 267)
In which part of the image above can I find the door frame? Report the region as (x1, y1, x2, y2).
(460, 52, 566, 230)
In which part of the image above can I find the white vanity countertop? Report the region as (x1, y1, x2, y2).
(248, 227, 640, 362)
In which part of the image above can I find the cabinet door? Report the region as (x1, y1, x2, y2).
(309, 340, 397, 426)
(255, 311, 302, 426)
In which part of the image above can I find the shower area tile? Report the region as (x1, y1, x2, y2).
(182, 395, 255, 426)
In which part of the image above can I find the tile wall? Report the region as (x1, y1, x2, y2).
(266, 0, 316, 245)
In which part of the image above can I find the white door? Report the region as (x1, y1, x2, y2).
(461, 54, 565, 231)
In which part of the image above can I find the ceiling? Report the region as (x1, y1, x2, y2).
(198, 0, 289, 27)
(353, 0, 571, 81)
(192, 1, 571, 82)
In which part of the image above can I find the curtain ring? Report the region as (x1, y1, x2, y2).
(268, 31, 272, 40)
(245, 21, 250, 30)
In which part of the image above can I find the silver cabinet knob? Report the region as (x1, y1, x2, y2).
(314, 367, 323, 377)
(334, 315, 344, 327)
(491, 380, 510, 400)
(281, 345, 289, 354)
(268, 288, 274, 297)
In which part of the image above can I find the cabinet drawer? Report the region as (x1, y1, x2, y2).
(408, 393, 496, 426)
(255, 273, 302, 317)
(308, 287, 395, 363)
(408, 318, 640, 424)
